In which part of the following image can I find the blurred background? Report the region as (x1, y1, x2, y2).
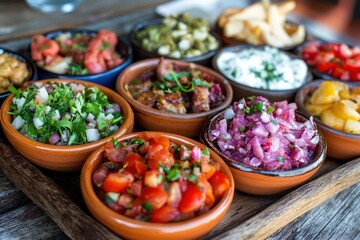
(0, 0, 358, 44)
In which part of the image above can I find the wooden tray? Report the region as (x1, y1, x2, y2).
(0, 135, 359, 240)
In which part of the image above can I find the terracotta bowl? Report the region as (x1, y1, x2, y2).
(80, 131, 235, 240)
(129, 18, 221, 66)
(212, 44, 313, 103)
(27, 29, 133, 88)
(295, 79, 360, 161)
(115, 58, 233, 138)
(200, 111, 326, 195)
(0, 46, 38, 106)
(0, 79, 134, 171)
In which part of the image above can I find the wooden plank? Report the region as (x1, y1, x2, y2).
(0, 202, 68, 240)
(0, 139, 120, 240)
(214, 157, 360, 240)
(0, 0, 168, 42)
(0, 170, 29, 214)
(269, 183, 360, 239)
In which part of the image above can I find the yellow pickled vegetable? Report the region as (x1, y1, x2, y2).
(344, 119, 360, 134)
(309, 81, 339, 104)
(306, 81, 360, 134)
(320, 109, 345, 131)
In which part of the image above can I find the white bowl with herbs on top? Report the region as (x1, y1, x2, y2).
(212, 45, 313, 102)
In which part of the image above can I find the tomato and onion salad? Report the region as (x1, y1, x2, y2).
(209, 96, 320, 171)
(301, 41, 360, 81)
(31, 29, 124, 75)
(9, 81, 124, 145)
(92, 136, 230, 223)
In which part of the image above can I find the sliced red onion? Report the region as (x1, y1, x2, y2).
(49, 133, 61, 145)
(190, 146, 202, 162)
(64, 112, 71, 120)
(113, 104, 121, 112)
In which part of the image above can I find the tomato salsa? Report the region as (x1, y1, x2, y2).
(301, 41, 360, 81)
(126, 58, 225, 114)
(92, 135, 230, 223)
(31, 29, 123, 75)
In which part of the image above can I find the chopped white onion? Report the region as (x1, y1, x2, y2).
(12, 116, 25, 130)
(86, 129, 101, 142)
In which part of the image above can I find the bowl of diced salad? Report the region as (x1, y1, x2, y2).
(0, 79, 134, 171)
(28, 29, 132, 88)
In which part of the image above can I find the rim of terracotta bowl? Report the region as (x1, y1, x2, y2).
(214, 19, 307, 51)
(201, 110, 327, 177)
(295, 40, 359, 82)
(80, 131, 235, 235)
(129, 18, 222, 62)
(212, 44, 313, 96)
(27, 29, 132, 78)
(0, 79, 134, 153)
(0, 46, 38, 99)
(295, 79, 360, 140)
(116, 58, 233, 120)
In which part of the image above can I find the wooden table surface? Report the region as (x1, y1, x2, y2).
(0, 1, 359, 239)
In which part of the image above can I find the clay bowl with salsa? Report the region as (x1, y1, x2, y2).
(296, 79, 360, 161)
(27, 29, 132, 88)
(116, 58, 233, 138)
(80, 131, 234, 239)
(200, 96, 327, 195)
(0, 79, 134, 171)
(0, 47, 38, 106)
(212, 45, 313, 103)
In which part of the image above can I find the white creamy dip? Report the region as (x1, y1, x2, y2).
(217, 46, 308, 90)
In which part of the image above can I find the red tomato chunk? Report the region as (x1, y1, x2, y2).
(301, 41, 360, 81)
(92, 136, 230, 223)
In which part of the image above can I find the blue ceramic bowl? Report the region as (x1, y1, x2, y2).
(28, 29, 132, 88)
(0, 47, 38, 105)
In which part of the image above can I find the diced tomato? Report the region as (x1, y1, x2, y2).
(315, 61, 338, 72)
(102, 170, 134, 193)
(167, 182, 182, 208)
(124, 153, 147, 177)
(208, 171, 230, 201)
(340, 71, 350, 81)
(150, 204, 180, 223)
(144, 170, 163, 188)
(141, 186, 167, 210)
(343, 58, 360, 72)
(337, 43, 353, 59)
(331, 66, 345, 79)
(117, 193, 134, 208)
(178, 184, 206, 213)
(201, 159, 216, 180)
(301, 42, 318, 62)
(198, 176, 215, 209)
(350, 71, 360, 81)
(153, 136, 171, 150)
(148, 149, 175, 170)
(315, 52, 335, 64)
